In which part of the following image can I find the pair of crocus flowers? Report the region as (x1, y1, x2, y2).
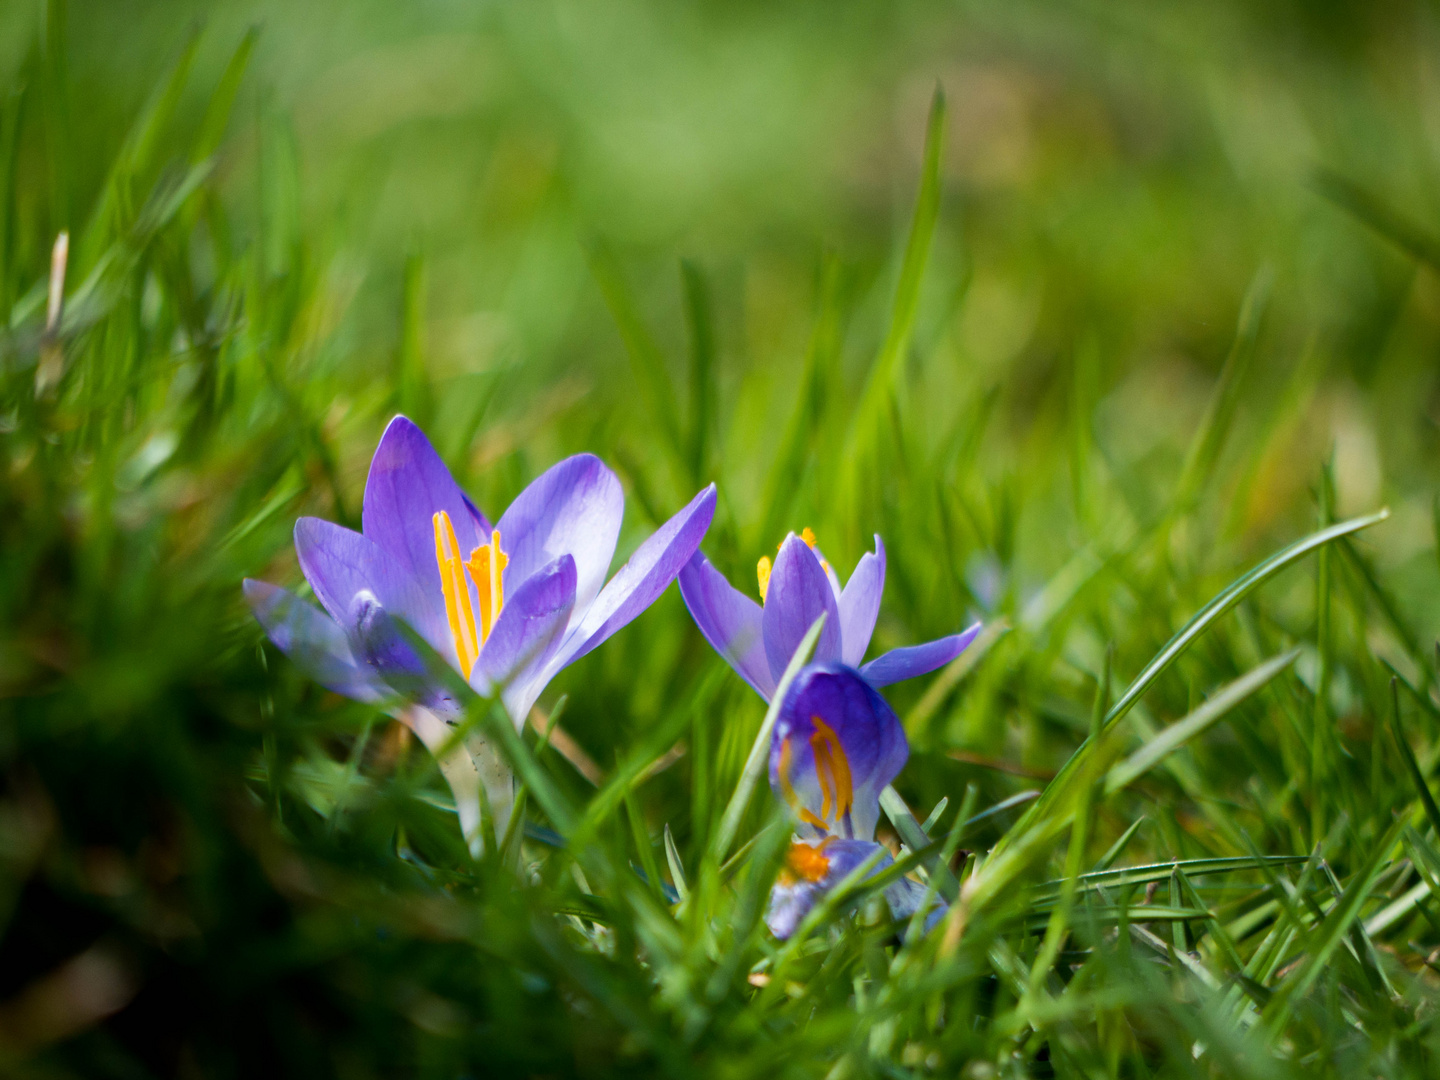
(245, 416, 979, 937)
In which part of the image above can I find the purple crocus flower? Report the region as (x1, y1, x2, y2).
(679, 529, 981, 701)
(243, 415, 716, 852)
(764, 663, 944, 939)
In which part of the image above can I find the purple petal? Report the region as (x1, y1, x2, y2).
(765, 838, 891, 940)
(547, 483, 717, 671)
(768, 663, 907, 842)
(361, 415, 489, 644)
(811, 543, 843, 601)
(838, 535, 886, 666)
(244, 579, 384, 702)
(884, 876, 948, 937)
(495, 454, 623, 625)
(349, 594, 465, 719)
(678, 552, 776, 700)
(859, 622, 983, 689)
(293, 517, 446, 664)
(762, 534, 843, 683)
(472, 555, 577, 727)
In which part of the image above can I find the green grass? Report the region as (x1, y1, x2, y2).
(5, 0, 1440, 1076)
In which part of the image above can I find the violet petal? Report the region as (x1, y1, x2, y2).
(293, 516, 445, 664)
(547, 483, 717, 672)
(859, 622, 983, 689)
(883, 876, 948, 936)
(768, 663, 907, 842)
(243, 579, 384, 703)
(349, 593, 465, 719)
(764, 839, 891, 940)
(360, 415, 489, 644)
(761, 534, 843, 684)
(495, 454, 623, 626)
(472, 554, 577, 727)
(678, 551, 776, 700)
(838, 535, 886, 666)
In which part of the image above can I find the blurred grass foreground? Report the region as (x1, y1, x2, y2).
(7, 0, 1440, 1075)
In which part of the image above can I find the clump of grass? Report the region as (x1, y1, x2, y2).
(4, 10, 1440, 1080)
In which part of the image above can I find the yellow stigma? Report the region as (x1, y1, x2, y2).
(464, 528, 509, 643)
(433, 511, 480, 678)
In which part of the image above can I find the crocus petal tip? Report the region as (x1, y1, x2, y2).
(381, 412, 420, 437)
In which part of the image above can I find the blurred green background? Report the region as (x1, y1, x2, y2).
(6, 0, 1440, 1075)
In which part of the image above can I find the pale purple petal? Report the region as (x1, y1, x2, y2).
(765, 839, 890, 940)
(546, 484, 717, 672)
(349, 593, 464, 719)
(293, 517, 446, 665)
(243, 579, 384, 703)
(768, 663, 907, 842)
(838, 535, 886, 666)
(495, 454, 623, 626)
(361, 415, 489, 643)
(678, 552, 775, 700)
(762, 535, 843, 683)
(884, 876, 948, 936)
(859, 622, 983, 689)
(813, 544, 843, 602)
(472, 555, 577, 728)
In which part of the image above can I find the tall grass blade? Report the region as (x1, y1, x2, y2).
(838, 85, 945, 525)
(589, 241, 684, 467)
(998, 511, 1386, 861)
(681, 258, 715, 486)
(1105, 649, 1299, 794)
(1390, 677, 1440, 838)
(191, 27, 258, 166)
(1172, 267, 1271, 513)
(708, 613, 826, 863)
(1314, 167, 1440, 271)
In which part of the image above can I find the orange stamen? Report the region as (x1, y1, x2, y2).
(784, 840, 833, 884)
(757, 556, 772, 603)
(809, 715, 853, 825)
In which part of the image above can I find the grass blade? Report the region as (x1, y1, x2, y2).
(663, 824, 688, 902)
(838, 84, 945, 523)
(589, 241, 684, 467)
(1105, 511, 1386, 732)
(681, 258, 715, 486)
(708, 613, 827, 863)
(1390, 677, 1440, 838)
(1263, 816, 1404, 1027)
(1172, 267, 1271, 513)
(1313, 167, 1440, 271)
(1105, 649, 1299, 794)
(191, 27, 258, 166)
(996, 512, 1387, 863)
